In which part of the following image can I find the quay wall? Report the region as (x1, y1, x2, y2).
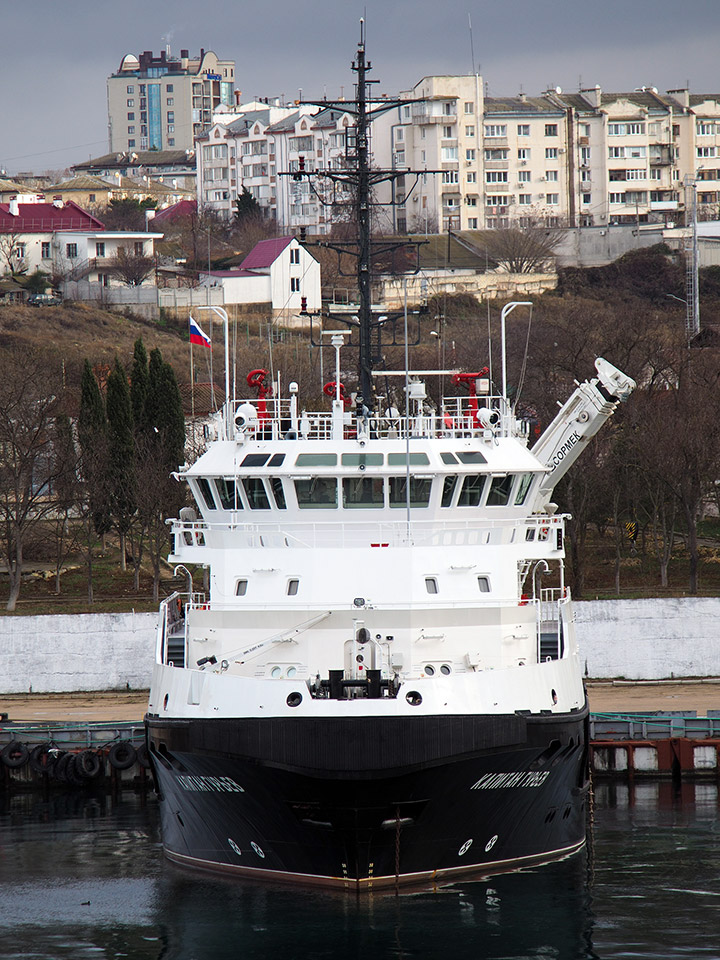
(0, 598, 718, 693)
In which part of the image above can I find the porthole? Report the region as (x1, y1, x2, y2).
(270, 666, 282, 679)
(484, 834, 498, 852)
(287, 666, 297, 679)
(228, 838, 242, 856)
(424, 664, 435, 677)
(551, 689, 558, 704)
(406, 690, 422, 706)
(458, 838, 473, 856)
(287, 691, 302, 707)
(251, 841, 265, 859)
(440, 664, 452, 676)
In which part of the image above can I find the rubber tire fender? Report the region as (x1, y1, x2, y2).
(75, 749, 102, 780)
(1, 740, 29, 769)
(108, 741, 137, 771)
(136, 743, 150, 769)
(53, 752, 71, 783)
(29, 742, 54, 776)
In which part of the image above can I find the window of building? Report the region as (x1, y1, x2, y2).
(466, 196, 477, 206)
(486, 195, 509, 207)
(545, 147, 558, 159)
(545, 193, 559, 204)
(468, 217, 478, 228)
(126, 85, 134, 94)
(464, 101, 474, 114)
(66, 243, 78, 259)
(517, 124, 530, 137)
(517, 147, 530, 160)
(128, 125, 135, 134)
(467, 171, 477, 183)
(519, 193, 532, 204)
(608, 146, 624, 158)
(465, 148, 476, 161)
(582, 192, 592, 204)
(95, 242, 105, 257)
(127, 112, 135, 121)
(290, 247, 300, 264)
(545, 170, 558, 181)
(518, 170, 531, 182)
(486, 171, 508, 182)
(544, 124, 558, 136)
(41, 242, 50, 259)
(167, 97, 174, 106)
(484, 124, 507, 138)
(167, 111, 174, 122)
(625, 169, 646, 180)
(441, 146, 458, 160)
(698, 146, 717, 158)
(166, 83, 173, 92)
(484, 148, 508, 160)
(128, 139, 136, 148)
(609, 192, 625, 203)
(290, 277, 300, 292)
(608, 122, 645, 136)
(442, 124, 453, 139)
(442, 101, 454, 115)
(581, 146, 591, 162)
(466, 125, 475, 137)
(127, 98, 134, 107)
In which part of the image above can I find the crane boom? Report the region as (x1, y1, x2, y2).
(530, 358, 636, 512)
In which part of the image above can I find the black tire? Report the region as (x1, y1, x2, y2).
(136, 743, 150, 769)
(108, 741, 137, 771)
(75, 750, 102, 780)
(29, 742, 54, 776)
(65, 755, 85, 787)
(1, 740, 29, 769)
(53, 751, 71, 783)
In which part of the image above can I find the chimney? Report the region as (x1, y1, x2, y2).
(668, 88, 690, 109)
(580, 85, 602, 109)
(181, 48, 189, 70)
(8, 197, 19, 216)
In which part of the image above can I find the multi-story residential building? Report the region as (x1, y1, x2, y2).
(196, 105, 355, 234)
(73, 150, 198, 192)
(108, 47, 236, 154)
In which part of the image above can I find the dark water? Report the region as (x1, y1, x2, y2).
(0, 781, 719, 960)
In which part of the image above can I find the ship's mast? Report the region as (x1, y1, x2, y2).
(354, 30, 373, 404)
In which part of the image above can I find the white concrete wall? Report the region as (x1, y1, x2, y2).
(1, 597, 718, 694)
(0, 612, 157, 694)
(575, 598, 720, 680)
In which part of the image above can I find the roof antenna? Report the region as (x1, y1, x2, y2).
(468, 13, 476, 76)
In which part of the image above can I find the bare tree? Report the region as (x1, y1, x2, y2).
(111, 248, 155, 286)
(468, 225, 563, 274)
(0, 233, 28, 277)
(0, 349, 65, 610)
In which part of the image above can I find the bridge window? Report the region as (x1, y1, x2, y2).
(487, 474, 513, 506)
(515, 473, 533, 505)
(457, 475, 487, 506)
(215, 478, 242, 510)
(243, 477, 271, 509)
(343, 476, 384, 508)
(241, 453, 270, 466)
(457, 451, 487, 464)
(425, 577, 438, 594)
(388, 452, 430, 466)
(342, 453, 383, 466)
(389, 476, 432, 508)
(477, 576, 490, 593)
(295, 453, 337, 466)
(197, 478, 217, 510)
(294, 477, 338, 508)
(441, 475, 458, 507)
(287, 578, 299, 596)
(268, 453, 285, 467)
(235, 579, 248, 596)
(440, 452, 458, 464)
(270, 477, 287, 509)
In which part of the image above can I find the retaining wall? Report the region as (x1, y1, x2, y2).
(0, 598, 718, 693)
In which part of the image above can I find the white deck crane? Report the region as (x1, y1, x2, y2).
(530, 358, 636, 513)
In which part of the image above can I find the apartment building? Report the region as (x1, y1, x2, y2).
(108, 47, 236, 154)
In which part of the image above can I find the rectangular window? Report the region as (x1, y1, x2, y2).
(544, 124, 558, 136)
(468, 217, 478, 228)
(442, 101, 454, 115)
(128, 125, 135, 134)
(442, 170, 459, 184)
(235, 579, 248, 596)
(389, 477, 432, 508)
(290, 277, 300, 292)
(582, 192, 592, 203)
(243, 478, 271, 509)
(517, 148, 530, 160)
(294, 478, 337, 509)
(457, 475, 487, 506)
(609, 146, 625, 158)
(425, 577, 438, 594)
(466, 125, 475, 137)
(517, 124, 530, 137)
(41, 242, 50, 259)
(518, 194, 532, 204)
(128, 139, 136, 148)
(166, 83, 173, 92)
(134, 242, 144, 256)
(486, 171, 508, 182)
(126, 85, 134, 94)
(484, 124, 507, 138)
(518, 170, 531, 182)
(197, 478, 217, 510)
(467, 171, 477, 183)
(290, 247, 300, 264)
(465, 148, 476, 161)
(487, 475, 513, 506)
(215, 478, 241, 510)
(545, 147, 558, 159)
(127, 98, 134, 107)
(545, 170, 558, 181)
(441, 146, 458, 160)
(127, 112, 135, 121)
(95, 242, 105, 257)
(66, 243, 78, 259)
(442, 125, 453, 138)
(477, 576, 491, 593)
(581, 146, 591, 162)
(342, 477, 384, 509)
(484, 148, 508, 160)
(609, 192, 625, 203)
(167, 97, 174, 106)
(697, 146, 717, 158)
(464, 102, 474, 114)
(545, 193, 559, 204)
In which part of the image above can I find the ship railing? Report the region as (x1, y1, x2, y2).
(168, 513, 566, 552)
(534, 588, 570, 664)
(225, 394, 524, 440)
(157, 591, 205, 667)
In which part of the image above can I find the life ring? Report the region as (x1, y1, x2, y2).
(108, 741, 137, 771)
(1, 740, 29, 769)
(75, 749, 102, 780)
(323, 381, 352, 408)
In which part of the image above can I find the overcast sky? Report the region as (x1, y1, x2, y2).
(2, 0, 719, 175)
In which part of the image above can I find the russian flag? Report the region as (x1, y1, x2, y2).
(189, 316, 212, 349)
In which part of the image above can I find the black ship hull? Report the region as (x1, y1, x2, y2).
(146, 704, 589, 889)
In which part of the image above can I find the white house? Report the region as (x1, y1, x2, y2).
(200, 236, 321, 322)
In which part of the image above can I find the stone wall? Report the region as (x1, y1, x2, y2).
(0, 598, 718, 693)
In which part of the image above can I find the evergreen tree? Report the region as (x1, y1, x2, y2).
(106, 356, 136, 569)
(235, 187, 261, 221)
(130, 338, 150, 428)
(78, 359, 112, 539)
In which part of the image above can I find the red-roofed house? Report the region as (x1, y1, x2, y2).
(200, 235, 320, 321)
(0, 198, 163, 288)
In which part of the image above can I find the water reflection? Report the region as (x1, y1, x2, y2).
(0, 782, 718, 960)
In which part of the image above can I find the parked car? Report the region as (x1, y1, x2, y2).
(27, 293, 62, 306)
